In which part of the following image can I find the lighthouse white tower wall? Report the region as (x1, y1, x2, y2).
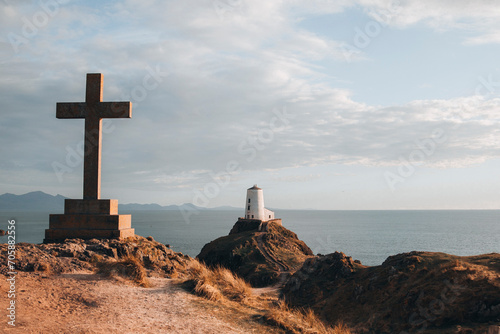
(264, 208, 275, 220)
(240, 185, 280, 230)
(245, 185, 266, 220)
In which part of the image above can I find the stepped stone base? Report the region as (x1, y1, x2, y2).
(44, 199, 134, 243)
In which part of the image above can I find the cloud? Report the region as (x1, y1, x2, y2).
(2, 0, 500, 202)
(357, 0, 500, 44)
(464, 31, 500, 45)
(360, 0, 500, 26)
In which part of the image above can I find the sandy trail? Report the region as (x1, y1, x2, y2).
(0, 271, 267, 334)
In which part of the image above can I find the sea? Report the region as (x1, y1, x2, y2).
(1, 209, 498, 266)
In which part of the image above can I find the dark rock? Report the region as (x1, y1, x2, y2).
(228, 219, 261, 235)
(198, 220, 313, 287)
(0, 236, 197, 279)
(281, 251, 500, 333)
(53, 243, 86, 257)
(282, 252, 356, 304)
(382, 251, 423, 269)
(86, 244, 117, 258)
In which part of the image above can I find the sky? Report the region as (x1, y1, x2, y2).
(3, 0, 500, 210)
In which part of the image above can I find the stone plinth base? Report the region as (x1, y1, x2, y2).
(44, 199, 135, 243)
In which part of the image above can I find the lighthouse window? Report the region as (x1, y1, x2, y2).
(248, 199, 251, 203)
(252, 215, 254, 218)
(269, 215, 271, 219)
(247, 206, 250, 210)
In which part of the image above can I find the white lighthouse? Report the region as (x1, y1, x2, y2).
(244, 185, 275, 221)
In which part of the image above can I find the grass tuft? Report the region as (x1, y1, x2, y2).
(179, 260, 350, 333)
(194, 280, 223, 301)
(213, 265, 253, 302)
(95, 255, 150, 287)
(182, 260, 252, 302)
(264, 300, 352, 334)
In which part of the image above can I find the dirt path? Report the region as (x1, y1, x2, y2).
(254, 232, 290, 290)
(0, 271, 273, 334)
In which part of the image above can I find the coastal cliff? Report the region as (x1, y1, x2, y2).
(197, 220, 500, 332)
(197, 220, 313, 287)
(282, 251, 500, 333)
(1, 229, 499, 333)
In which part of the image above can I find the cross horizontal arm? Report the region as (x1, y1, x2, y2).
(56, 103, 87, 118)
(56, 102, 132, 119)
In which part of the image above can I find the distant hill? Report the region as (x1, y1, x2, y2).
(118, 202, 212, 211)
(0, 191, 67, 212)
(0, 191, 240, 212)
(118, 202, 239, 211)
(210, 206, 241, 211)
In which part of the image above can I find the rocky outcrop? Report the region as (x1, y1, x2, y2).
(198, 220, 313, 287)
(283, 252, 359, 305)
(282, 251, 500, 333)
(228, 219, 261, 235)
(0, 236, 195, 278)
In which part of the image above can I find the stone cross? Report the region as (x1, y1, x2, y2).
(57, 73, 132, 200)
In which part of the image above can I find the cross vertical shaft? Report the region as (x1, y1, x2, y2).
(84, 74, 103, 199)
(45, 73, 134, 243)
(55, 73, 132, 200)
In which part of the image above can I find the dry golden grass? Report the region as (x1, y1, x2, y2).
(180, 259, 352, 334)
(213, 266, 253, 301)
(433, 258, 499, 282)
(95, 255, 151, 287)
(264, 300, 352, 334)
(183, 261, 252, 302)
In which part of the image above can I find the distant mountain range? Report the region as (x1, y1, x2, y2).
(0, 191, 67, 212)
(0, 191, 239, 212)
(118, 202, 239, 212)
